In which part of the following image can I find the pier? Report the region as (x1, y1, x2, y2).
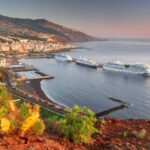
(19, 71, 54, 81)
(6, 63, 54, 81)
(14, 68, 37, 72)
(16, 70, 54, 81)
(0, 68, 65, 116)
(7, 63, 36, 71)
(25, 55, 54, 59)
(96, 104, 128, 118)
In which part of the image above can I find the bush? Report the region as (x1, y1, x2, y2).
(40, 107, 62, 134)
(123, 131, 128, 138)
(45, 116, 61, 134)
(0, 118, 11, 132)
(59, 105, 98, 143)
(0, 85, 45, 136)
(32, 119, 45, 135)
(133, 129, 147, 138)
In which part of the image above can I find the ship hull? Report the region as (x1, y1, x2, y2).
(103, 66, 150, 77)
(76, 61, 98, 68)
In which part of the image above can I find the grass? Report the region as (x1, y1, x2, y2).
(40, 107, 62, 122)
(14, 96, 62, 123)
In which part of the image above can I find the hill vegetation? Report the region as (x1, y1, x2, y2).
(0, 85, 45, 136)
(0, 85, 149, 149)
(0, 85, 98, 143)
(0, 14, 99, 43)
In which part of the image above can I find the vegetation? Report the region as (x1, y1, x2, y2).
(0, 85, 45, 136)
(40, 107, 62, 122)
(59, 105, 98, 143)
(0, 84, 149, 149)
(123, 131, 129, 138)
(0, 85, 99, 144)
(133, 129, 147, 138)
(39, 107, 62, 134)
(0, 72, 5, 81)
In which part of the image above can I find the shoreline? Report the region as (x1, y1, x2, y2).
(30, 80, 65, 107)
(1, 68, 150, 119)
(24, 80, 66, 115)
(30, 80, 50, 101)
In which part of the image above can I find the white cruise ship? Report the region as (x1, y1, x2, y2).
(55, 53, 73, 62)
(76, 57, 99, 68)
(103, 60, 150, 76)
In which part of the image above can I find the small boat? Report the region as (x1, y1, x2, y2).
(103, 60, 150, 76)
(55, 53, 73, 62)
(75, 57, 99, 68)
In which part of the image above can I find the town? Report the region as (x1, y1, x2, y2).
(0, 37, 76, 53)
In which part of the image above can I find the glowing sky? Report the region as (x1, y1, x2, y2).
(0, 0, 150, 38)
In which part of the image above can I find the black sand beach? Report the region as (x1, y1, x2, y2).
(23, 80, 66, 115)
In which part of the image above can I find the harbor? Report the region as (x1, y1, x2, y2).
(0, 64, 133, 118)
(0, 40, 150, 119)
(16, 70, 54, 81)
(6, 62, 54, 81)
(0, 51, 135, 118)
(22, 40, 150, 119)
(54, 53, 103, 68)
(0, 67, 65, 116)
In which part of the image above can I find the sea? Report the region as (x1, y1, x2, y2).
(22, 39, 150, 119)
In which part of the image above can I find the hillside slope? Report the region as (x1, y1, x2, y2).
(0, 15, 99, 42)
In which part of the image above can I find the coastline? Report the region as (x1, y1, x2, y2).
(40, 81, 67, 107)
(23, 80, 66, 115)
(30, 80, 51, 101)
(1, 69, 150, 149)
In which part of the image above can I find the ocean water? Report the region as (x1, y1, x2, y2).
(22, 40, 150, 119)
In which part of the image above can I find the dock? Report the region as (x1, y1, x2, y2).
(19, 75, 54, 81)
(16, 70, 54, 81)
(7, 63, 37, 71)
(5, 62, 55, 81)
(25, 54, 55, 59)
(14, 68, 37, 72)
(96, 104, 128, 118)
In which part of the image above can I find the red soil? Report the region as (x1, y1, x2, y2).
(0, 118, 149, 150)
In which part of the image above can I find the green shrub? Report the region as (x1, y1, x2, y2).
(133, 129, 147, 138)
(123, 131, 128, 138)
(0, 85, 45, 136)
(19, 102, 30, 120)
(19, 104, 45, 136)
(59, 105, 98, 143)
(0, 86, 12, 111)
(46, 116, 61, 134)
(32, 119, 45, 135)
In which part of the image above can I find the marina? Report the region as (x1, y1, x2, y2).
(17, 70, 54, 81)
(22, 40, 150, 119)
(1, 40, 150, 119)
(2, 61, 54, 81)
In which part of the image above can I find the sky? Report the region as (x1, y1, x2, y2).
(0, 0, 150, 38)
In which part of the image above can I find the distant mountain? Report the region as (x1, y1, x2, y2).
(0, 15, 100, 43)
